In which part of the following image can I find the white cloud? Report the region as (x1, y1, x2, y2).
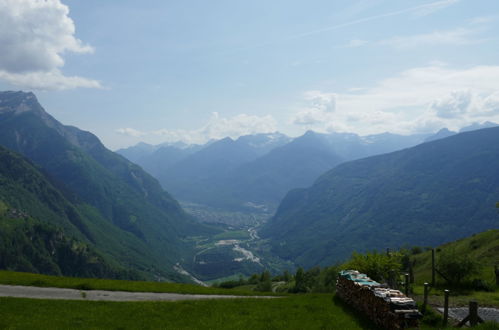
(0, 0, 100, 90)
(0, 69, 101, 91)
(291, 64, 499, 135)
(381, 27, 482, 49)
(430, 90, 472, 119)
(412, 0, 459, 17)
(117, 113, 277, 144)
(479, 92, 499, 116)
(342, 39, 369, 48)
(292, 92, 336, 126)
(115, 128, 146, 138)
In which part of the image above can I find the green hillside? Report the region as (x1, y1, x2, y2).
(261, 127, 499, 268)
(0, 91, 217, 281)
(412, 229, 499, 286)
(0, 146, 129, 278)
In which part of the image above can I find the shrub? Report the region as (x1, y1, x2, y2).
(341, 251, 402, 282)
(437, 248, 480, 285)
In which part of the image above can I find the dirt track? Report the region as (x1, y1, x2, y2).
(0, 284, 275, 302)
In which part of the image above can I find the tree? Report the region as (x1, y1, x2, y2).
(437, 248, 480, 285)
(255, 270, 272, 292)
(341, 251, 402, 282)
(293, 267, 307, 293)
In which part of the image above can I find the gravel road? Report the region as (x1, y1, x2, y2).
(0, 285, 276, 302)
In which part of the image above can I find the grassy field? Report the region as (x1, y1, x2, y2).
(0, 270, 498, 329)
(0, 271, 280, 296)
(411, 229, 499, 286)
(0, 295, 380, 330)
(408, 229, 499, 308)
(1, 294, 498, 329)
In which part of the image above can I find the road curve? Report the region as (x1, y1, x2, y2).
(0, 285, 276, 302)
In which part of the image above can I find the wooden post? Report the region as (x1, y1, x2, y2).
(386, 247, 390, 257)
(388, 269, 396, 289)
(457, 300, 484, 327)
(422, 282, 429, 314)
(431, 249, 436, 286)
(404, 273, 410, 296)
(469, 301, 479, 326)
(409, 262, 414, 283)
(495, 265, 499, 286)
(443, 289, 449, 326)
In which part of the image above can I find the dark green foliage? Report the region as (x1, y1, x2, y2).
(420, 304, 443, 326)
(0, 91, 219, 281)
(471, 278, 494, 292)
(254, 270, 272, 292)
(342, 252, 402, 283)
(215, 276, 247, 289)
(247, 273, 259, 284)
(411, 246, 423, 255)
(0, 215, 126, 279)
(290, 266, 338, 293)
(262, 127, 499, 268)
(437, 248, 481, 285)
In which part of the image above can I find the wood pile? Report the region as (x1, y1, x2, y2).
(336, 270, 422, 330)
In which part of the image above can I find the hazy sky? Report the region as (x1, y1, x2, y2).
(1, 0, 499, 149)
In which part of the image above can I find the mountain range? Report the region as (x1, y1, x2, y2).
(260, 126, 499, 268)
(0, 91, 216, 281)
(118, 130, 450, 211)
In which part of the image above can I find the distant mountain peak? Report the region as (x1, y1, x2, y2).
(459, 121, 498, 133)
(0, 91, 40, 116)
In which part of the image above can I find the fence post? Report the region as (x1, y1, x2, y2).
(495, 265, 499, 286)
(422, 282, 429, 314)
(388, 269, 396, 289)
(404, 273, 410, 296)
(409, 262, 414, 283)
(431, 249, 436, 286)
(457, 300, 484, 327)
(443, 289, 449, 326)
(469, 301, 479, 326)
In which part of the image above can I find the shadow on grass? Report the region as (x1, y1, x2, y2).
(331, 295, 383, 330)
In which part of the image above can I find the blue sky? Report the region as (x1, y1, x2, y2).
(1, 0, 499, 149)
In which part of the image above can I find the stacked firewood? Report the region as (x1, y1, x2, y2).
(336, 270, 422, 330)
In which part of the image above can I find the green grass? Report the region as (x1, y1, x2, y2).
(0, 271, 280, 296)
(412, 229, 499, 286)
(0, 295, 381, 330)
(409, 229, 499, 308)
(412, 284, 499, 308)
(0, 294, 497, 329)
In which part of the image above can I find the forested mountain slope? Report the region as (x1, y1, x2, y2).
(261, 127, 499, 268)
(0, 91, 215, 280)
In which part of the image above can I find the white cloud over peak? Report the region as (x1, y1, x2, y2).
(291, 64, 499, 135)
(116, 113, 277, 144)
(292, 92, 336, 126)
(430, 90, 472, 119)
(116, 128, 146, 138)
(0, 0, 100, 90)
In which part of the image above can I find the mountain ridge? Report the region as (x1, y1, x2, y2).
(260, 126, 499, 268)
(0, 91, 214, 281)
